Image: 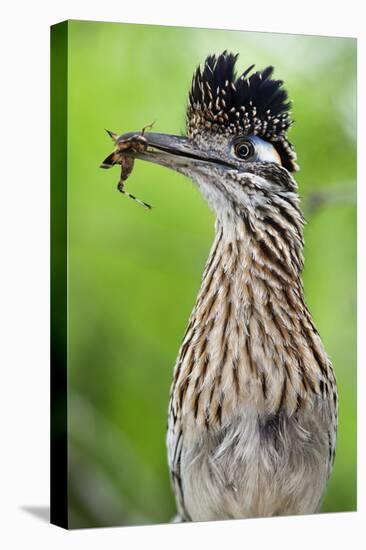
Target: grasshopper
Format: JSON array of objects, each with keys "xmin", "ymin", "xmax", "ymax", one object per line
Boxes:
[{"xmin": 101, "ymin": 122, "xmax": 155, "ymax": 209}]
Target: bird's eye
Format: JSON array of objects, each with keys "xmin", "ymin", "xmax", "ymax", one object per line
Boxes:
[{"xmin": 234, "ymin": 140, "xmax": 255, "ymax": 160}]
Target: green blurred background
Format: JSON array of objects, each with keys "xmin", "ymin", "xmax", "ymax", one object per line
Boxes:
[{"xmin": 65, "ymin": 20, "xmax": 356, "ymax": 528}]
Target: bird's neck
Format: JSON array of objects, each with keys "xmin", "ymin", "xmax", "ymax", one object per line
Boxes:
[
  {"xmin": 171, "ymin": 211, "xmax": 330, "ymax": 426},
  {"xmin": 197, "ymin": 212, "xmax": 305, "ymax": 314}
]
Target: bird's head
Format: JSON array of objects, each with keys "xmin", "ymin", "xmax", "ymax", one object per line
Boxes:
[{"xmin": 103, "ymin": 51, "xmax": 301, "ymax": 225}]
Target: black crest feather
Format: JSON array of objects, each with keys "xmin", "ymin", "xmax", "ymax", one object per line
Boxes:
[{"xmin": 187, "ymin": 51, "xmax": 298, "ymax": 171}]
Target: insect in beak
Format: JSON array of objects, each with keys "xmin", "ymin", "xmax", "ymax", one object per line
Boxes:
[{"xmin": 101, "ymin": 122, "xmax": 156, "ymax": 210}]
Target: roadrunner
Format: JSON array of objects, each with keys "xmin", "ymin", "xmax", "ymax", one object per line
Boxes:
[{"xmin": 102, "ymin": 51, "xmax": 338, "ymax": 522}]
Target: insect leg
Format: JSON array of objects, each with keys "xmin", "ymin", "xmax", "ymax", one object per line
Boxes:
[
  {"xmin": 117, "ymin": 180, "xmax": 152, "ymax": 210},
  {"xmin": 141, "ymin": 120, "xmax": 156, "ymax": 136}
]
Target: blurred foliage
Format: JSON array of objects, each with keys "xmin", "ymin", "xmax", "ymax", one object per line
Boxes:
[{"xmin": 64, "ymin": 20, "xmax": 356, "ymax": 528}]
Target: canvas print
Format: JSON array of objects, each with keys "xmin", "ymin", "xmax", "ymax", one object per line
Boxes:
[{"xmin": 51, "ymin": 20, "xmax": 356, "ymax": 529}]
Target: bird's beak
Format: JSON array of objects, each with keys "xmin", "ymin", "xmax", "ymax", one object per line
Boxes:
[{"xmin": 101, "ymin": 131, "xmax": 233, "ymax": 173}]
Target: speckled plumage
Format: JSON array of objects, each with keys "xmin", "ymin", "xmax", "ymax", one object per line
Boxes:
[{"xmin": 167, "ymin": 169, "xmax": 337, "ymax": 520}]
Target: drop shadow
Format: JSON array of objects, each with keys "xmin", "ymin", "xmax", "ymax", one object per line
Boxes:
[{"xmin": 20, "ymin": 505, "xmax": 50, "ymax": 523}]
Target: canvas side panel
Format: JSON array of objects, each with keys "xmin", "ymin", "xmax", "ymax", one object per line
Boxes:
[{"xmin": 50, "ymin": 20, "xmax": 68, "ymax": 529}]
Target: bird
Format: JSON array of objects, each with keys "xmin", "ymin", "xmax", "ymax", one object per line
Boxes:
[{"xmin": 101, "ymin": 51, "xmax": 338, "ymax": 522}]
